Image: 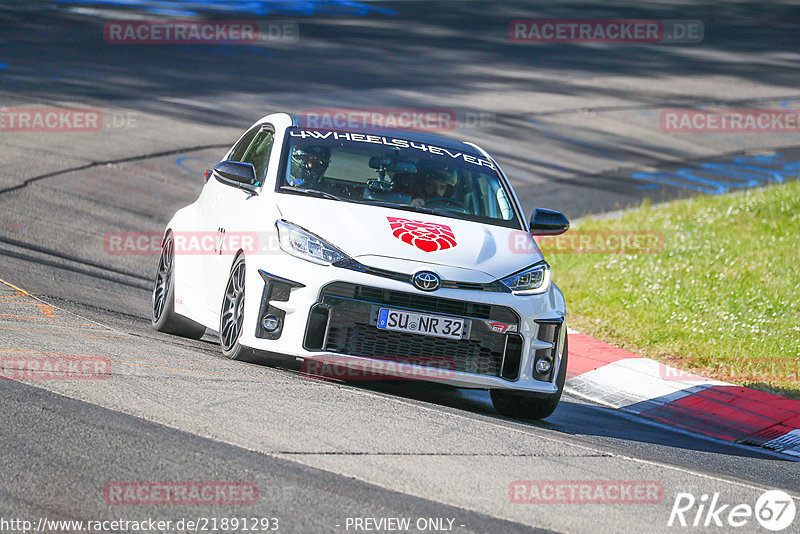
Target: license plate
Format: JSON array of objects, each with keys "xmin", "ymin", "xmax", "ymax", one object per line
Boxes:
[{"xmin": 377, "ymin": 308, "xmax": 469, "ymax": 340}]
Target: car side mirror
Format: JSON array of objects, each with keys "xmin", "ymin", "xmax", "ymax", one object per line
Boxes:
[
  {"xmin": 529, "ymin": 208, "xmax": 570, "ymax": 236},
  {"xmin": 214, "ymin": 160, "xmax": 257, "ymax": 186}
]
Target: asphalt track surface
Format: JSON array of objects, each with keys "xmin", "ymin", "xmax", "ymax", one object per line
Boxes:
[{"xmin": 1, "ymin": 1, "xmax": 799, "ymax": 533}]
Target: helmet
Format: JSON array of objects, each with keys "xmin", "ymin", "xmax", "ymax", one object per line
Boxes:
[
  {"xmin": 290, "ymin": 146, "xmax": 331, "ymax": 186},
  {"xmin": 417, "ymin": 159, "xmax": 457, "ymax": 198},
  {"xmin": 417, "ymin": 159, "xmax": 457, "ymax": 186}
]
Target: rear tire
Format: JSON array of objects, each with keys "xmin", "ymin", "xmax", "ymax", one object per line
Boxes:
[
  {"xmin": 491, "ymin": 338, "xmax": 568, "ymax": 420},
  {"xmin": 219, "ymin": 254, "xmax": 258, "ymax": 362},
  {"xmin": 151, "ymin": 232, "xmax": 206, "ymax": 339}
]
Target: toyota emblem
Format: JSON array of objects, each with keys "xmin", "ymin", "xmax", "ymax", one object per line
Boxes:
[{"xmin": 412, "ymin": 271, "xmax": 441, "ymax": 291}]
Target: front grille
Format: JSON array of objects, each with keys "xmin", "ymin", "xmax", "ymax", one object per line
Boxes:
[
  {"xmin": 308, "ymin": 283, "xmax": 521, "ymax": 378},
  {"xmin": 321, "ymin": 282, "xmax": 518, "ymax": 322},
  {"xmin": 325, "ymin": 315, "xmax": 505, "ymax": 376}
]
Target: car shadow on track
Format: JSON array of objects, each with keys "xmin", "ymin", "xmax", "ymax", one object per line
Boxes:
[
  {"xmin": 159, "ymin": 337, "xmax": 791, "ymax": 463},
  {"xmin": 290, "ymin": 372, "xmax": 792, "ymax": 462}
]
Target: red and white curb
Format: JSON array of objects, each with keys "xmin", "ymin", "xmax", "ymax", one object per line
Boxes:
[{"xmin": 564, "ymin": 329, "xmax": 800, "ymax": 457}]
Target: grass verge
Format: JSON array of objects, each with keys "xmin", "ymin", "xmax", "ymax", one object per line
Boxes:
[{"xmin": 547, "ymin": 180, "xmax": 800, "ymax": 399}]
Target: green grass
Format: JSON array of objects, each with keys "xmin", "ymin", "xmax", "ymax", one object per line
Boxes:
[{"xmin": 549, "ymin": 180, "xmax": 800, "ymax": 399}]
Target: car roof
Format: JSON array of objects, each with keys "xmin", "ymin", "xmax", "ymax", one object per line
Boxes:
[{"xmin": 288, "ymin": 114, "xmax": 482, "ymax": 154}]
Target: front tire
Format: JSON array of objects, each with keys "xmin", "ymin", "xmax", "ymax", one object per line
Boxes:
[
  {"xmin": 151, "ymin": 232, "xmax": 206, "ymax": 339},
  {"xmin": 491, "ymin": 338, "xmax": 568, "ymax": 420},
  {"xmin": 219, "ymin": 254, "xmax": 258, "ymax": 362}
]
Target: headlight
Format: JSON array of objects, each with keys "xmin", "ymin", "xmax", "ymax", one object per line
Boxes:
[
  {"xmin": 500, "ymin": 263, "xmax": 551, "ymax": 295},
  {"xmin": 276, "ymin": 220, "xmax": 348, "ymax": 265}
]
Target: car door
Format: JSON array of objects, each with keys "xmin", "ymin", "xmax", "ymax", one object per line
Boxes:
[{"xmin": 202, "ymin": 125, "xmax": 276, "ymax": 320}]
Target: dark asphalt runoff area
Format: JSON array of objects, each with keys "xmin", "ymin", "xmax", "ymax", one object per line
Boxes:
[{"xmin": 1, "ymin": 1, "xmax": 799, "ymax": 533}]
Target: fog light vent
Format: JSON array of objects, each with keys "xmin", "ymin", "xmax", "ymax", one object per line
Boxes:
[
  {"xmin": 535, "ymin": 358, "xmax": 552, "ymax": 374},
  {"xmin": 533, "ymin": 320, "xmax": 562, "ymax": 382},
  {"xmin": 255, "ymin": 270, "xmax": 302, "ymax": 340},
  {"xmin": 262, "ymin": 315, "xmax": 281, "ymax": 332}
]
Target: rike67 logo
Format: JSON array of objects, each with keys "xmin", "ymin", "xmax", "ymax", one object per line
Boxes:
[
  {"xmin": 668, "ymin": 490, "xmax": 796, "ymax": 531},
  {"xmin": 387, "ymin": 217, "xmax": 457, "ymax": 252}
]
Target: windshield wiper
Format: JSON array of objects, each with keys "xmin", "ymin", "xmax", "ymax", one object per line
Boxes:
[
  {"xmin": 366, "ymin": 201, "xmax": 466, "ymax": 220},
  {"xmin": 279, "ymin": 186, "xmax": 344, "ymax": 202}
]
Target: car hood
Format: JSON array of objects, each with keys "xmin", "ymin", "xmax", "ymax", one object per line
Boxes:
[{"xmin": 275, "ymin": 195, "xmax": 544, "ymax": 280}]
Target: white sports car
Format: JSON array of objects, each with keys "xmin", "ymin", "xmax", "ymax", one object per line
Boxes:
[{"xmin": 152, "ymin": 112, "xmax": 570, "ymax": 419}]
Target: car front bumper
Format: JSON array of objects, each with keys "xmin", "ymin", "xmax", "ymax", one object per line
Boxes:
[{"xmin": 238, "ymin": 255, "xmax": 567, "ymax": 395}]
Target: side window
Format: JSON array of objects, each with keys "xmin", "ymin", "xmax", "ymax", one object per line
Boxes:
[
  {"xmin": 228, "ymin": 126, "xmax": 260, "ymax": 162},
  {"xmin": 240, "ymin": 129, "xmax": 275, "ymax": 183}
]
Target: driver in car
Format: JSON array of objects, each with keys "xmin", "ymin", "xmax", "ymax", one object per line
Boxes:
[
  {"xmin": 289, "ymin": 146, "xmax": 330, "ymax": 187},
  {"xmin": 411, "ymin": 160, "xmax": 458, "ymax": 207}
]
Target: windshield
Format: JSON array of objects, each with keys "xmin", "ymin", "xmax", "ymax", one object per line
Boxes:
[{"xmin": 279, "ymin": 128, "xmax": 521, "ymax": 228}]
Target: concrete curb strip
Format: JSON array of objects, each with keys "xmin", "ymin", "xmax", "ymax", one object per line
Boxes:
[{"xmin": 565, "ymin": 330, "xmax": 800, "ymax": 457}]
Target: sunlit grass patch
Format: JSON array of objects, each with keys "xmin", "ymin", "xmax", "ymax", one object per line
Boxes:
[{"xmin": 550, "ymin": 180, "xmax": 800, "ymax": 398}]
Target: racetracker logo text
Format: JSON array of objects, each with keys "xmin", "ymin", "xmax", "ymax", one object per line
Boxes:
[
  {"xmin": 509, "ymin": 19, "xmax": 703, "ymax": 44},
  {"xmin": 104, "ymin": 482, "xmax": 258, "ymax": 505},
  {"xmin": 301, "ymin": 356, "xmax": 456, "ymax": 381},
  {"xmin": 104, "ymin": 20, "xmax": 298, "ymax": 44},
  {"xmin": 0, "ymin": 107, "xmax": 102, "ymax": 132},
  {"xmin": 104, "ymin": 231, "xmax": 268, "ymax": 255},
  {"xmin": 1, "ymin": 355, "xmax": 111, "ymax": 380},
  {"xmin": 510, "ymin": 480, "xmax": 664, "ymax": 504},
  {"xmin": 299, "ymin": 108, "xmax": 457, "ymax": 132},
  {"xmin": 509, "ymin": 230, "xmax": 663, "ymax": 254},
  {"xmin": 661, "ymin": 109, "xmax": 800, "ymax": 133}
]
